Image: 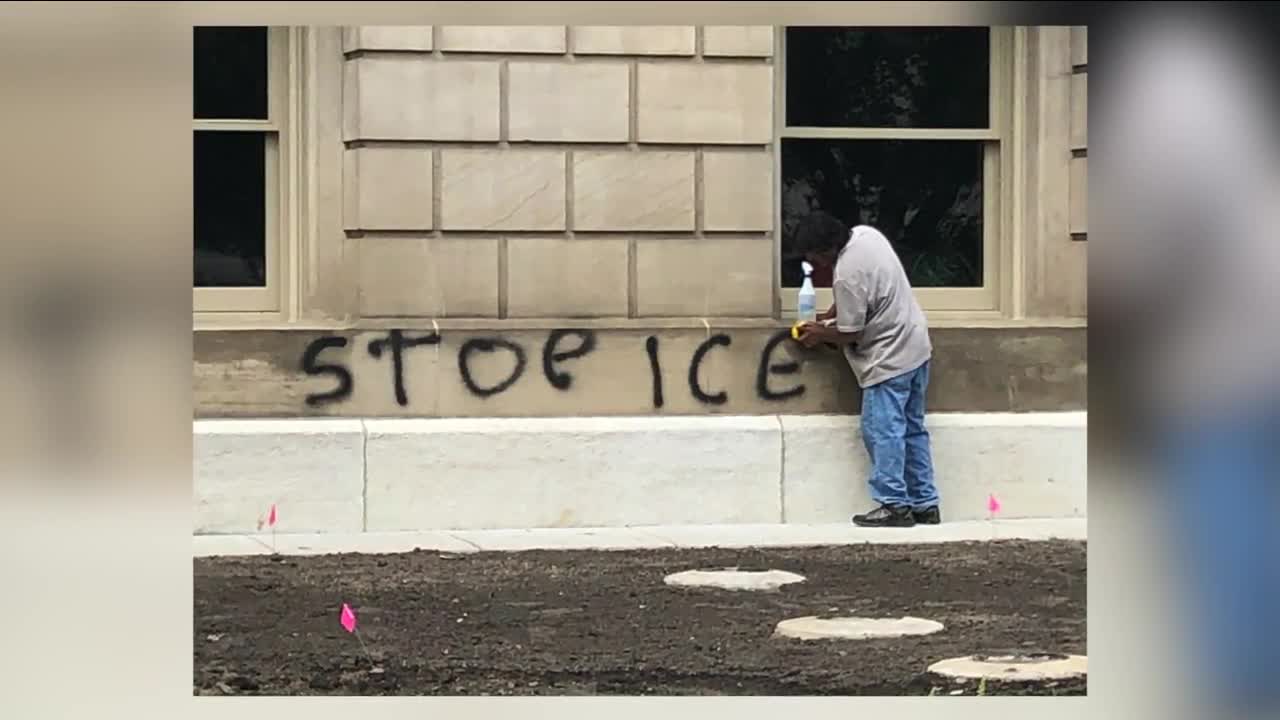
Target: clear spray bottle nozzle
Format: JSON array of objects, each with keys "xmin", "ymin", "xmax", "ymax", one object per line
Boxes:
[{"xmin": 796, "ymin": 260, "xmax": 817, "ymax": 322}]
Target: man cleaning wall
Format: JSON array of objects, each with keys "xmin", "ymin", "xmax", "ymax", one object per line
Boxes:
[{"xmin": 795, "ymin": 223, "xmax": 940, "ymax": 528}]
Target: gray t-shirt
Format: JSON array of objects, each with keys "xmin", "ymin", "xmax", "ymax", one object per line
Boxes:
[{"xmin": 832, "ymin": 225, "xmax": 933, "ymax": 388}]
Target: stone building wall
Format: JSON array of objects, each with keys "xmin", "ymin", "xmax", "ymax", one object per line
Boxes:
[
  {"xmin": 342, "ymin": 25, "xmax": 777, "ymax": 320},
  {"xmin": 192, "ymin": 25, "xmax": 1089, "ymax": 419},
  {"xmin": 1021, "ymin": 25, "xmax": 1088, "ymax": 318}
]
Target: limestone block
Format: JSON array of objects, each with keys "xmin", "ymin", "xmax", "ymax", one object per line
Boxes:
[
  {"xmin": 506, "ymin": 237, "xmax": 629, "ymax": 318},
  {"xmin": 438, "ymin": 26, "xmax": 566, "ymax": 54},
  {"xmin": 344, "ymin": 56, "xmax": 499, "ymax": 141},
  {"xmin": 508, "ymin": 62, "xmax": 629, "ymax": 142},
  {"xmin": 343, "ymin": 26, "xmax": 433, "ymax": 53},
  {"xmin": 343, "ymin": 146, "xmax": 432, "ymax": 231},
  {"xmin": 635, "ymin": 237, "xmax": 773, "ymax": 316},
  {"xmin": 357, "ymin": 236, "xmax": 499, "ymax": 317},
  {"xmin": 572, "ymin": 26, "xmax": 695, "ymax": 55},
  {"xmin": 440, "ymin": 149, "xmax": 566, "ymax": 230},
  {"xmin": 637, "ymin": 63, "xmax": 772, "ymax": 144},
  {"xmin": 703, "ymin": 26, "xmax": 774, "ymax": 57},
  {"xmin": 1070, "ymin": 73, "xmax": 1087, "ymax": 151},
  {"xmin": 1070, "ymin": 156, "xmax": 1087, "ymax": 235},
  {"xmin": 1070, "ymin": 26, "xmax": 1087, "ymax": 67},
  {"xmin": 702, "ymin": 150, "xmax": 773, "ymax": 231},
  {"xmin": 573, "ymin": 151, "xmax": 695, "ymax": 231}
]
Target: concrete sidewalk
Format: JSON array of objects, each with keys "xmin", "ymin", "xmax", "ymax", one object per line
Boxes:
[{"xmin": 193, "ymin": 518, "xmax": 1086, "ymax": 557}]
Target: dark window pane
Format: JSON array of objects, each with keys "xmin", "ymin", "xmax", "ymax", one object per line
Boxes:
[
  {"xmin": 194, "ymin": 131, "xmax": 266, "ymax": 287},
  {"xmin": 194, "ymin": 26, "xmax": 268, "ymax": 119},
  {"xmin": 781, "ymin": 139, "xmax": 984, "ymax": 288},
  {"xmin": 785, "ymin": 27, "xmax": 989, "ymax": 129}
]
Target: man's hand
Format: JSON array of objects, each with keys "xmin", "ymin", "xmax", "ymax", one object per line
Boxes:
[{"xmin": 795, "ymin": 321, "xmax": 828, "ymax": 348}]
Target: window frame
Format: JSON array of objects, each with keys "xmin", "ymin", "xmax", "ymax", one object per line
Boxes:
[
  {"xmin": 774, "ymin": 26, "xmax": 1015, "ymax": 319},
  {"xmin": 193, "ymin": 26, "xmax": 296, "ymax": 315}
]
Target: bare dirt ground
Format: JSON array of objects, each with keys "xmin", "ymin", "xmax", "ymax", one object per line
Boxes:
[{"xmin": 194, "ymin": 539, "xmax": 1086, "ymax": 696}]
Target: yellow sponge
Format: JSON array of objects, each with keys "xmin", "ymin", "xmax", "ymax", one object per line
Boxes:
[{"xmin": 790, "ymin": 323, "xmax": 803, "ymax": 340}]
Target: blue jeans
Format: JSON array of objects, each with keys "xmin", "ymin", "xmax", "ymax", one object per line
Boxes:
[
  {"xmin": 861, "ymin": 361, "xmax": 939, "ymax": 509},
  {"xmin": 1160, "ymin": 401, "xmax": 1280, "ymax": 713}
]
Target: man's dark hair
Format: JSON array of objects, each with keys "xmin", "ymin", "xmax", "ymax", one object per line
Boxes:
[{"xmin": 794, "ymin": 210, "xmax": 849, "ymax": 254}]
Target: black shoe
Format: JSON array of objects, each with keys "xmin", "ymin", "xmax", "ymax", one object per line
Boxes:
[
  {"xmin": 913, "ymin": 506, "xmax": 942, "ymax": 525},
  {"xmin": 852, "ymin": 504, "xmax": 916, "ymax": 528}
]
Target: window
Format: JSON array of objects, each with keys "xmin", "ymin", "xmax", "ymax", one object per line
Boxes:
[
  {"xmin": 194, "ymin": 26, "xmax": 291, "ymax": 313},
  {"xmin": 778, "ymin": 27, "xmax": 1010, "ymax": 314}
]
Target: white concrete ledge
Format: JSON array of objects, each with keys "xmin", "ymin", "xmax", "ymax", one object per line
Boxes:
[
  {"xmin": 194, "ymin": 413, "xmax": 1086, "ymax": 534},
  {"xmin": 194, "ymin": 419, "xmax": 365, "ymax": 534},
  {"xmin": 781, "ymin": 413, "xmax": 1086, "ymax": 523},
  {"xmin": 192, "ymin": 519, "xmax": 1087, "ymax": 557},
  {"xmin": 364, "ymin": 416, "xmax": 783, "ymax": 531}
]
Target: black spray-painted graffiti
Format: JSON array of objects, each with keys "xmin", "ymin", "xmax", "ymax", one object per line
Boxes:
[
  {"xmin": 757, "ymin": 330, "xmax": 806, "ymax": 402},
  {"xmin": 542, "ymin": 329, "xmax": 596, "ymax": 391},
  {"xmin": 688, "ymin": 334, "xmax": 731, "ymax": 405},
  {"xmin": 300, "ymin": 336, "xmax": 354, "ymax": 407},
  {"xmin": 300, "ymin": 329, "xmax": 805, "ymax": 409},
  {"xmin": 644, "ymin": 336, "xmax": 664, "ymax": 408},
  {"xmin": 458, "ymin": 338, "xmax": 527, "ymax": 398},
  {"xmin": 367, "ymin": 329, "xmax": 441, "ymax": 407}
]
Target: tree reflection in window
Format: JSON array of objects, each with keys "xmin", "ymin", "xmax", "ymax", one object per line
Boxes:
[
  {"xmin": 781, "ymin": 140, "xmax": 983, "ymax": 288},
  {"xmin": 780, "ymin": 27, "xmax": 991, "ymax": 289},
  {"xmin": 785, "ymin": 27, "xmax": 989, "ymax": 129}
]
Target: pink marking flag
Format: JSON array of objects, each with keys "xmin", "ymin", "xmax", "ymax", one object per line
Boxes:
[
  {"xmin": 256, "ymin": 503, "xmax": 280, "ymax": 554},
  {"xmin": 985, "ymin": 493, "xmax": 1003, "ymax": 545},
  {"xmin": 340, "ymin": 602, "xmax": 376, "ymax": 666}
]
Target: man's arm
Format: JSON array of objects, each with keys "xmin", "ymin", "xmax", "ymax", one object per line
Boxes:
[
  {"xmin": 817, "ymin": 302, "xmax": 837, "ymax": 322},
  {"xmin": 798, "ymin": 277, "xmax": 866, "ymax": 346},
  {"xmin": 797, "ymin": 321, "xmax": 859, "ymax": 347}
]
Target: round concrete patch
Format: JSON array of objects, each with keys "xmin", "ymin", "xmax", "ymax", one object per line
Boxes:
[
  {"xmin": 773, "ymin": 616, "xmax": 945, "ymax": 640},
  {"xmin": 928, "ymin": 653, "xmax": 1087, "ymax": 681},
  {"xmin": 663, "ymin": 568, "xmax": 806, "ymax": 592}
]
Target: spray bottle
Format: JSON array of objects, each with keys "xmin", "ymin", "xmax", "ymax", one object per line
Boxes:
[{"xmin": 797, "ymin": 260, "xmax": 817, "ymax": 322}]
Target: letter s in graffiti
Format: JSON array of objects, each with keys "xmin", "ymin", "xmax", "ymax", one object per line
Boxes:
[{"xmin": 300, "ymin": 336, "xmax": 353, "ymax": 407}]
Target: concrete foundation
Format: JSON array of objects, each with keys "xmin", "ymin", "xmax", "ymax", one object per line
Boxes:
[
  {"xmin": 193, "ymin": 412, "xmax": 1086, "ymax": 534},
  {"xmin": 663, "ymin": 569, "xmax": 806, "ymax": 591},
  {"xmin": 928, "ymin": 653, "xmax": 1088, "ymax": 681},
  {"xmin": 774, "ymin": 616, "xmax": 945, "ymax": 641}
]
